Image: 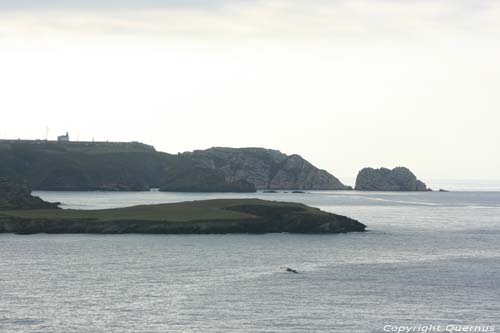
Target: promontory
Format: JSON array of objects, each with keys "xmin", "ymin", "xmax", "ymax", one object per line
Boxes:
[
  {"xmin": 0, "ymin": 140, "xmax": 349, "ymax": 192},
  {"xmin": 0, "ymin": 198, "xmax": 366, "ymax": 235}
]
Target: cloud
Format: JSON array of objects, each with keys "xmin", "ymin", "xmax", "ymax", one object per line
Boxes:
[
  {"xmin": 0, "ymin": 0, "xmax": 499, "ymax": 44},
  {"xmin": 0, "ymin": 0, "xmax": 242, "ymax": 10}
]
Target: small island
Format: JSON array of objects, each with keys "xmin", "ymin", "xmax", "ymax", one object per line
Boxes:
[{"xmin": 355, "ymin": 167, "xmax": 431, "ymax": 191}]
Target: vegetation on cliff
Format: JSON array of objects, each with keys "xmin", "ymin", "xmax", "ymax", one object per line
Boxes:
[
  {"xmin": 0, "ymin": 199, "xmax": 366, "ymax": 234},
  {"xmin": 0, "ymin": 140, "xmax": 348, "ymax": 192}
]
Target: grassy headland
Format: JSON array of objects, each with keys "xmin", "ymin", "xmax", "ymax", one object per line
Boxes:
[{"xmin": 0, "ymin": 199, "xmax": 366, "ymax": 234}]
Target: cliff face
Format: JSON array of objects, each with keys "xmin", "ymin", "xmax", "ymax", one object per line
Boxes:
[
  {"xmin": 355, "ymin": 167, "xmax": 431, "ymax": 191},
  {"xmin": 182, "ymin": 147, "xmax": 351, "ymax": 190},
  {"xmin": 0, "ymin": 177, "xmax": 60, "ymax": 210},
  {"xmin": 159, "ymin": 165, "xmax": 256, "ymax": 192},
  {"xmin": 0, "ymin": 140, "xmax": 167, "ymax": 191},
  {"xmin": 0, "ymin": 141, "xmax": 347, "ymax": 192}
]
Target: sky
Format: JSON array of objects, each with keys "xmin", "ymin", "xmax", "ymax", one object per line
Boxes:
[{"xmin": 0, "ymin": 0, "xmax": 499, "ymax": 182}]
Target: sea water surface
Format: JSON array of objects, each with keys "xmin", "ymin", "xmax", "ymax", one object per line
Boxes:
[{"xmin": 1, "ymin": 187, "xmax": 500, "ymax": 332}]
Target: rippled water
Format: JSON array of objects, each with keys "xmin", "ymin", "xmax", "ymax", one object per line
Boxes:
[{"xmin": 1, "ymin": 189, "xmax": 500, "ymax": 332}]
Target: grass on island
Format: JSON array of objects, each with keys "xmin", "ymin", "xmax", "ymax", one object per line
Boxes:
[{"xmin": 0, "ymin": 199, "xmax": 324, "ymax": 223}]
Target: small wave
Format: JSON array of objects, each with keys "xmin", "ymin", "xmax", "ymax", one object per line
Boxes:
[
  {"xmin": 0, "ymin": 318, "xmax": 45, "ymax": 326},
  {"xmin": 466, "ymin": 204, "xmax": 500, "ymax": 209},
  {"xmin": 359, "ymin": 196, "xmax": 441, "ymax": 206}
]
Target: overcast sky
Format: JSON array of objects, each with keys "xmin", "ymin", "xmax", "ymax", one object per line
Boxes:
[{"xmin": 1, "ymin": 0, "xmax": 499, "ymax": 181}]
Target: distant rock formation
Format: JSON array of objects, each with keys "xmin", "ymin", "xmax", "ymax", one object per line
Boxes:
[
  {"xmin": 182, "ymin": 147, "xmax": 351, "ymax": 190},
  {"xmin": 0, "ymin": 140, "xmax": 348, "ymax": 192},
  {"xmin": 355, "ymin": 167, "xmax": 431, "ymax": 191},
  {"xmin": 0, "ymin": 177, "xmax": 60, "ymax": 210}
]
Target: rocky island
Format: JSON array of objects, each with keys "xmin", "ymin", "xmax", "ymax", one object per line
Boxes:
[
  {"xmin": 0, "ymin": 198, "xmax": 366, "ymax": 235},
  {"xmin": 355, "ymin": 167, "xmax": 431, "ymax": 191},
  {"xmin": 0, "ymin": 140, "xmax": 349, "ymax": 192}
]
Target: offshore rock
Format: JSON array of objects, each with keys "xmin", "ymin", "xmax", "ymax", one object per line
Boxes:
[{"xmin": 355, "ymin": 167, "xmax": 431, "ymax": 191}]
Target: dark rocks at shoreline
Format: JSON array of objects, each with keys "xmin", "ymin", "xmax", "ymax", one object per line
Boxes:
[
  {"xmin": 355, "ymin": 167, "xmax": 431, "ymax": 191},
  {"xmin": 161, "ymin": 177, "xmax": 256, "ymax": 193},
  {"xmin": 0, "ymin": 177, "xmax": 60, "ymax": 210}
]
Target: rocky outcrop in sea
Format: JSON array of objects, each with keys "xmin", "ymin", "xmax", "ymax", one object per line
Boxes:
[{"xmin": 355, "ymin": 167, "xmax": 431, "ymax": 191}]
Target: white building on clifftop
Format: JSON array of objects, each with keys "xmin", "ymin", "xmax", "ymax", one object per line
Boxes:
[{"xmin": 57, "ymin": 132, "xmax": 69, "ymax": 142}]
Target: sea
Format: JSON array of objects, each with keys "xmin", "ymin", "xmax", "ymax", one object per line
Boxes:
[{"xmin": 1, "ymin": 180, "xmax": 500, "ymax": 333}]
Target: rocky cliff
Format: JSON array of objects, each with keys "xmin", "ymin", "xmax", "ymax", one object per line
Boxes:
[
  {"xmin": 0, "ymin": 177, "xmax": 60, "ymax": 210},
  {"xmin": 182, "ymin": 147, "xmax": 351, "ymax": 190},
  {"xmin": 355, "ymin": 167, "xmax": 431, "ymax": 191},
  {"xmin": 0, "ymin": 140, "xmax": 347, "ymax": 192}
]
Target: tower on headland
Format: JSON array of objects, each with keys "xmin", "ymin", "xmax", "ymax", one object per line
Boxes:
[{"xmin": 57, "ymin": 132, "xmax": 70, "ymax": 142}]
